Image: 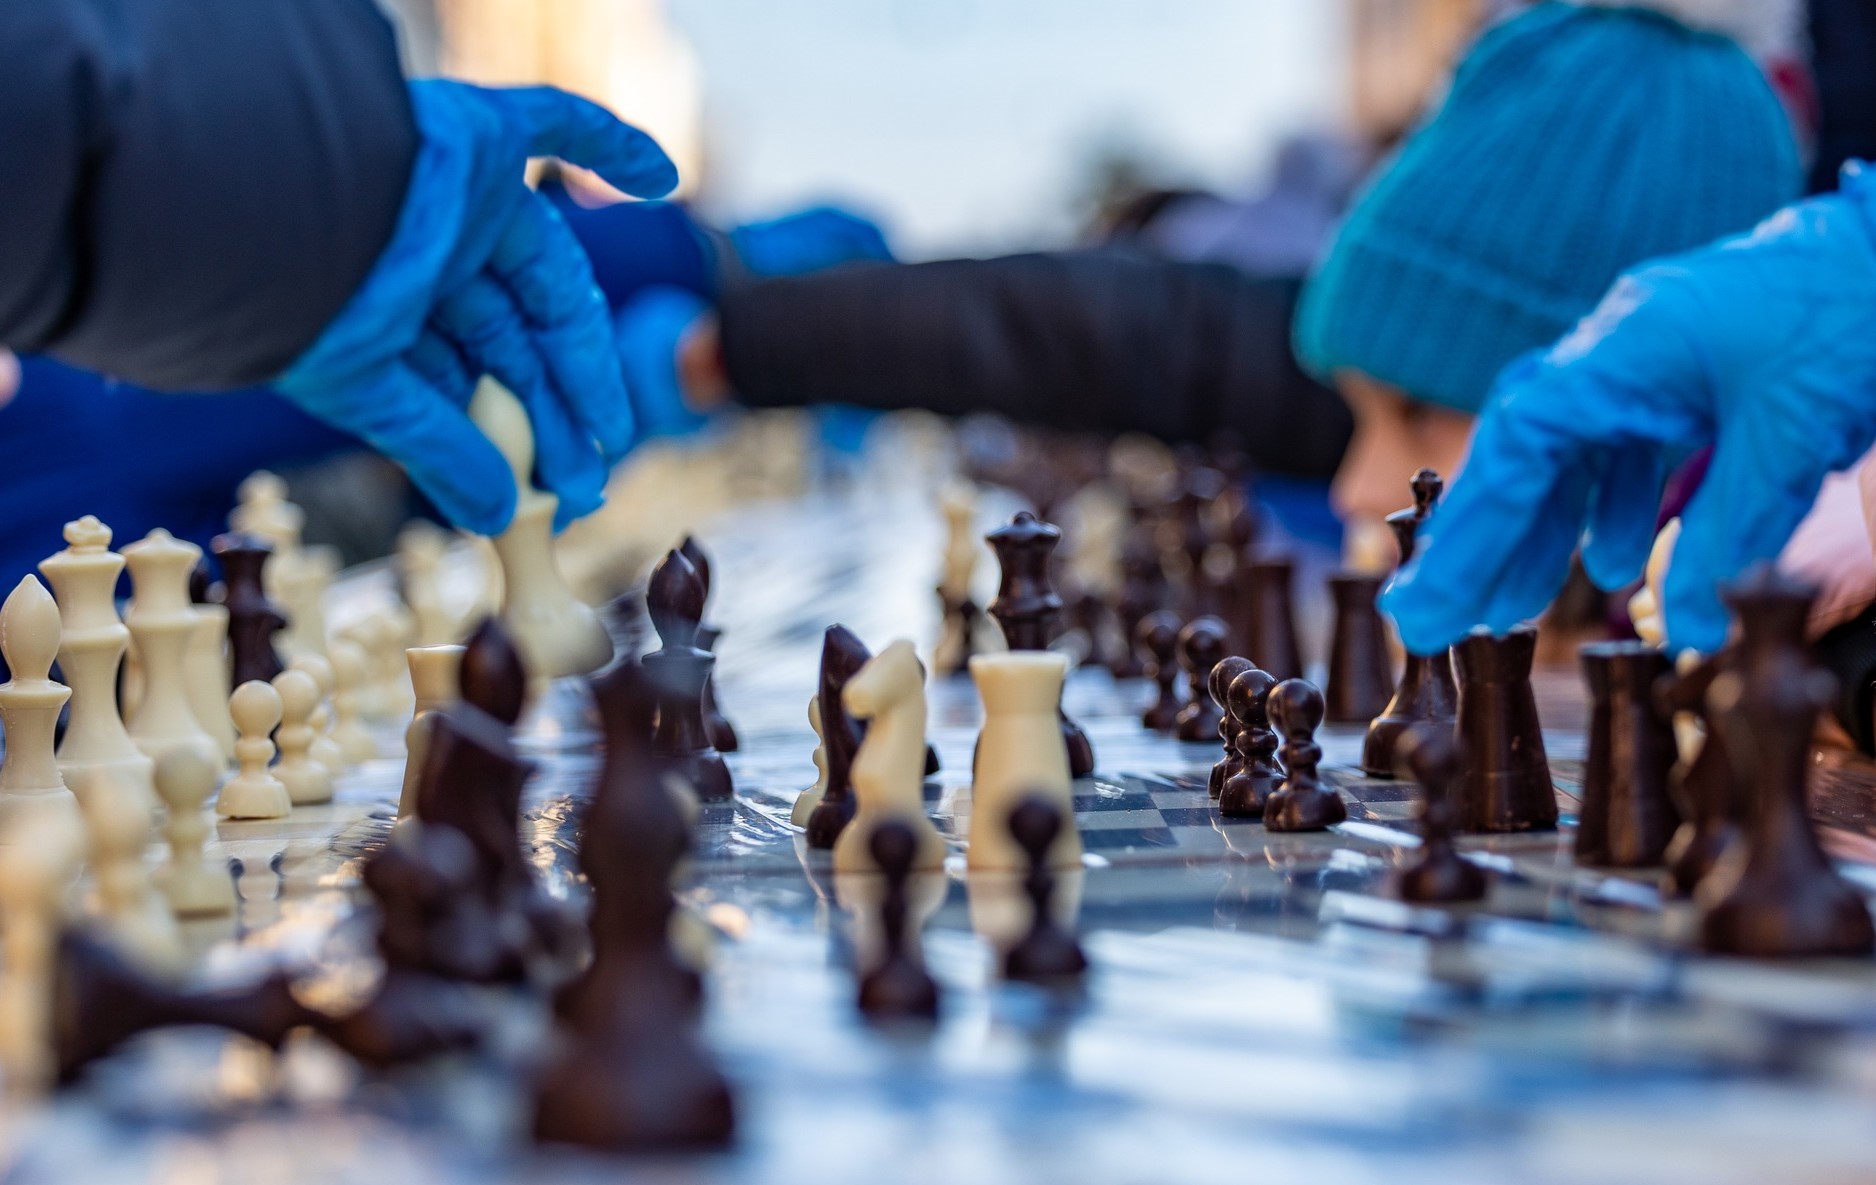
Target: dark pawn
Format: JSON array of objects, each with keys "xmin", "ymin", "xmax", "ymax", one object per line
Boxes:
[
  {"xmin": 1207, "ymin": 656, "xmax": 1256, "ymax": 798},
  {"xmin": 1109, "ymin": 523, "xmax": 1168, "ymax": 679},
  {"xmin": 1002, "ymin": 797, "xmax": 1088, "ymax": 984},
  {"xmin": 1696, "ymin": 567, "xmax": 1874, "ymax": 959},
  {"xmin": 678, "ymin": 536, "xmax": 739, "ymax": 754},
  {"xmin": 644, "ymin": 549, "xmax": 733, "ymax": 802},
  {"xmin": 806, "ymin": 625, "xmax": 872, "ymax": 848},
  {"xmin": 1219, "ymin": 668, "xmax": 1283, "ymax": 819},
  {"xmin": 1576, "ymin": 642, "xmax": 1680, "ymax": 868},
  {"xmin": 1263, "ymin": 680, "xmax": 1345, "ymax": 832},
  {"xmin": 1241, "ymin": 558, "xmax": 1303, "ymax": 682},
  {"xmin": 1657, "ymin": 653, "xmax": 1742, "ymax": 897},
  {"xmin": 1174, "ymin": 617, "xmax": 1231, "ymax": 742},
  {"xmin": 1159, "ymin": 468, "xmax": 1224, "ymax": 619},
  {"xmin": 1136, "ymin": 610, "xmax": 1184, "ymax": 732},
  {"xmin": 1362, "ymin": 471, "xmax": 1458, "ymax": 776},
  {"xmin": 986, "ymin": 511, "xmax": 1095, "ymax": 778},
  {"xmin": 212, "ymin": 533, "xmax": 287, "ymax": 687},
  {"xmin": 1452, "ymin": 627, "xmax": 1557, "ymax": 833},
  {"xmin": 1323, "ymin": 573, "xmax": 1394, "ymax": 725},
  {"xmin": 1394, "ymin": 724, "xmax": 1487, "ymax": 904},
  {"xmin": 857, "ymin": 822, "xmax": 942, "ymax": 1020}
]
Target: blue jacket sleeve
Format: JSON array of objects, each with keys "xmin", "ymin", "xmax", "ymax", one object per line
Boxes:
[{"xmin": 0, "ymin": 0, "xmax": 417, "ymax": 391}]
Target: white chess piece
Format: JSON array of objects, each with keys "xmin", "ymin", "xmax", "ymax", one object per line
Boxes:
[
  {"xmin": 0, "ymin": 576, "xmax": 76, "ymax": 828},
  {"xmin": 229, "ymin": 471, "xmax": 305, "ymax": 554},
  {"xmin": 219, "ymin": 681, "xmax": 291, "ymax": 820},
  {"xmin": 326, "ymin": 640, "xmax": 380, "ymax": 763},
  {"xmin": 153, "ymin": 746, "xmax": 234, "ymax": 917},
  {"xmin": 397, "ymin": 521, "xmax": 458, "ymax": 646},
  {"xmin": 78, "ymin": 768, "xmax": 184, "ymax": 976},
  {"xmin": 967, "ymin": 652, "xmax": 1080, "ymax": 871},
  {"xmin": 0, "ymin": 801, "xmax": 84, "ymax": 1093},
  {"xmin": 38, "ymin": 517, "xmax": 153, "ymax": 806},
  {"xmin": 122, "ymin": 529, "xmax": 219, "ymax": 765},
  {"xmin": 789, "ymin": 696, "xmax": 829, "ymax": 828},
  {"xmin": 399, "ymin": 645, "xmax": 463, "ymax": 817},
  {"xmin": 290, "ymin": 655, "xmax": 347, "ymax": 775},
  {"xmin": 933, "ymin": 483, "xmax": 980, "ymax": 675},
  {"xmin": 276, "ymin": 544, "xmax": 337, "ymax": 662},
  {"xmin": 468, "ymin": 378, "xmax": 612, "ymax": 680},
  {"xmin": 271, "ymin": 669, "xmax": 333, "ymax": 806},
  {"xmin": 182, "ymin": 594, "xmax": 237, "ymax": 762},
  {"xmin": 833, "ymin": 640, "xmax": 946, "ymax": 875}
]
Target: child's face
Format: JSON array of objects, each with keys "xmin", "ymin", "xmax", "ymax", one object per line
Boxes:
[{"xmin": 1331, "ymin": 371, "xmax": 1475, "ymax": 527}]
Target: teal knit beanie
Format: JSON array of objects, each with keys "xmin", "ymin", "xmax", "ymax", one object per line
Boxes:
[{"xmin": 1295, "ymin": 1, "xmax": 1801, "ymax": 413}]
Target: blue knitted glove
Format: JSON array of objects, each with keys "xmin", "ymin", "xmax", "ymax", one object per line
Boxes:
[
  {"xmin": 1384, "ymin": 162, "xmax": 1876, "ymax": 656},
  {"xmin": 728, "ymin": 206, "xmax": 893, "ymax": 277},
  {"xmin": 278, "ymin": 82, "xmax": 677, "ymax": 534}
]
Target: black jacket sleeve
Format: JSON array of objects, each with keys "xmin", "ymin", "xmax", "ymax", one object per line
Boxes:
[
  {"xmin": 0, "ymin": 0, "xmax": 417, "ymax": 391},
  {"xmin": 717, "ymin": 250, "xmax": 1354, "ymax": 480}
]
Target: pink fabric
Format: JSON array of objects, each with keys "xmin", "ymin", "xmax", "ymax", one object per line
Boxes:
[{"xmin": 1777, "ymin": 446, "xmax": 1876, "ymax": 637}]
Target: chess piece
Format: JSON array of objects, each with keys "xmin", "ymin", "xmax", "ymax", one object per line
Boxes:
[
  {"xmin": 856, "ymin": 821, "xmax": 943, "ymax": 1020},
  {"xmin": 1242, "ymin": 558, "xmax": 1303, "ymax": 682},
  {"xmin": 122, "ymin": 529, "xmax": 220, "ymax": 766},
  {"xmin": 0, "ymin": 577, "xmax": 74, "ymax": 826},
  {"xmin": 1136, "ymin": 610, "xmax": 1184, "ymax": 732},
  {"xmin": 644, "ymin": 549, "xmax": 733, "ymax": 803},
  {"xmin": 1453, "ymin": 627, "xmax": 1557, "ymax": 833},
  {"xmin": 399, "ymin": 644, "xmax": 464, "ymax": 818},
  {"xmin": 326, "ymin": 640, "xmax": 380, "ymax": 763},
  {"xmin": 1394, "ymin": 724, "xmax": 1487, "ymax": 904},
  {"xmin": 271, "ymin": 669, "xmax": 334, "ymax": 806},
  {"xmin": 806, "ymin": 626, "xmax": 871, "ymax": 848},
  {"xmin": 0, "ymin": 801, "xmax": 85, "ymax": 1092},
  {"xmin": 152, "ymin": 747, "xmax": 234, "ymax": 917},
  {"xmin": 182, "ymin": 563, "xmax": 237, "ymax": 763},
  {"xmin": 968, "ymin": 652, "xmax": 1080, "ymax": 870},
  {"xmin": 1263, "ymin": 679, "xmax": 1344, "ymax": 832},
  {"xmin": 1219, "ymin": 667, "xmax": 1283, "ymax": 819},
  {"xmin": 469, "ymin": 378, "xmax": 613, "ymax": 679},
  {"xmin": 76, "ymin": 768, "xmax": 183, "ymax": 975},
  {"xmin": 1363, "ymin": 469, "xmax": 1458, "ymax": 776},
  {"xmin": 1158, "ymin": 468, "xmax": 1224, "ymax": 618},
  {"xmin": 289, "ymin": 655, "xmax": 348, "ymax": 775},
  {"xmin": 212, "ymin": 532, "xmax": 288, "ymax": 687},
  {"xmin": 275, "ymin": 544, "xmax": 336, "ymax": 663},
  {"xmin": 229, "ymin": 470, "xmax": 304, "ymax": 555},
  {"xmin": 38, "ymin": 517, "xmax": 153, "ymax": 805},
  {"xmin": 1658, "ymin": 652, "xmax": 1741, "ymax": 897},
  {"xmin": 933, "ymin": 483, "xmax": 983, "ymax": 677},
  {"xmin": 219, "ymin": 680, "xmax": 292, "ymax": 820},
  {"xmin": 986, "ymin": 511, "xmax": 1096, "ymax": 778},
  {"xmin": 1001, "ymin": 796, "xmax": 1089, "ymax": 984},
  {"xmin": 678, "ymin": 536, "xmax": 740, "ymax": 753},
  {"xmin": 833, "ymin": 641, "xmax": 947, "ymax": 875},
  {"xmin": 1173, "ymin": 616, "xmax": 1230, "ymax": 741},
  {"xmin": 790, "ymin": 697, "xmax": 830, "ymax": 828},
  {"xmin": 1109, "ymin": 522, "xmax": 1167, "ymax": 679},
  {"xmin": 1207, "ymin": 656, "xmax": 1256, "ymax": 799},
  {"xmin": 1576, "ymin": 642, "xmax": 1679, "ymax": 868},
  {"xmin": 396, "ymin": 520, "xmax": 458, "ymax": 646},
  {"xmin": 1323, "ymin": 573, "xmax": 1393, "ymax": 725},
  {"xmin": 1696, "ymin": 567, "xmax": 1874, "ymax": 958}
]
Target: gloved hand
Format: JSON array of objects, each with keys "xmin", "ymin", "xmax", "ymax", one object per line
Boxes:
[
  {"xmin": 728, "ymin": 206, "xmax": 893, "ymax": 277},
  {"xmin": 1383, "ymin": 161, "xmax": 1876, "ymax": 656},
  {"xmin": 614, "ymin": 286, "xmax": 715, "ymax": 442},
  {"xmin": 278, "ymin": 81, "xmax": 677, "ymax": 535}
]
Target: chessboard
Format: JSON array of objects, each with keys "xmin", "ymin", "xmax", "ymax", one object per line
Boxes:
[{"xmin": 21, "ymin": 428, "xmax": 1876, "ymax": 1185}]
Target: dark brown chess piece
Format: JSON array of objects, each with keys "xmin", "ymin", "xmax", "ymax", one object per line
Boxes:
[
  {"xmin": 1576, "ymin": 642, "xmax": 1680, "ymax": 868},
  {"xmin": 644, "ymin": 549, "xmax": 734, "ymax": 802},
  {"xmin": 986, "ymin": 511, "xmax": 1095, "ymax": 778},
  {"xmin": 1207, "ymin": 656, "xmax": 1256, "ymax": 798},
  {"xmin": 1159, "ymin": 469, "xmax": 1224, "ymax": 619},
  {"xmin": 806, "ymin": 625, "xmax": 872, "ymax": 848},
  {"xmin": 857, "ymin": 821, "xmax": 942, "ymax": 1020},
  {"xmin": 1211, "ymin": 483, "xmax": 1258, "ymax": 653},
  {"xmin": 678, "ymin": 536, "xmax": 739, "ymax": 754},
  {"xmin": 1243, "ymin": 557, "xmax": 1302, "ymax": 682},
  {"xmin": 1452, "ymin": 627, "xmax": 1557, "ymax": 833},
  {"xmin": 1219, "ymin": 667, "xmax": 1283, "ymax": 819},
  {"xmin": 1174, "ymin": 616, "xmax": 1231, "ymax": 741},
  {"xmin": 1109, "ymin": 522, "xmax": 1169, "ymax": 679},
  {"xmin": 1362, "ymin": 470, "xmax": 1458, "ymax": 776},
  {"xmin": 1695, "ymin": 567, "xmax": 1874, "ymax": 959},
  {"xmin": 1263, "ymin": 679, "xmax": 1345, "ymax": 832},
  {"xmin": 1002, "ymin": 796, "xmax": 1088, "ymax": 984},
  {"xmin": 1394, "ymin": 724, "xmax": 1487, "ymax": 904},
  {"xmin": 1657, "ymin": 652, "xmax": 1742, "ymax": 897},
  {"xmin": 1136, "ymin": 610, "xmax": 1184, "ymax": 732},
  {"xmin": 1324, "ymin": 573, "xmax": 1394, "ymax": 725},
  {"xmin": 212, "ymin": 532, "xmax": 287, "ymax": 687}
]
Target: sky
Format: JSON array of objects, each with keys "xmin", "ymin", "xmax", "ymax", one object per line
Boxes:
[{"xmin": 663, "ymin": 0, "xmax": 1348, "ymax": 258}]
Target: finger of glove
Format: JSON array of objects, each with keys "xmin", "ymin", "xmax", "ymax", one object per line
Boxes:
[
  {"xmin": 489, "ymin": 197, "xmax": 636, "ymax": 460},
  {"xmin": 1578, "ymin": 442, "xmax": 1669, "ymax": 592},
  {"xmin": 406, "ymin": 327, "xmax": 478, "ymax": 409},
  {"xmin": 491, "ymin": 86, "xmax": 678, "ymax": 198},
  {"xmin": 434, "ymin": 276, "xmax": 607, "ymax": 520},
  {"xmin": 1471, "ymin": 457, "xmax": 1596, "ymax": 636}
]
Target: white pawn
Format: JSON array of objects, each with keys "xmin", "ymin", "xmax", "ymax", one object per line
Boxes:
[
  {"xmin": 230, "ymin": 470, "xmax": 305, "ymax": 556},
  {"xmin": 154, "ymin": 746, "xmax": 234, "ymax": 917},
  {"xmin": 122, "ymin": 528, "xmax": 219, "ymax": 765},
  {"xmin": 967, "ymin": 652, "xmax": 1081, "ymax": 871},
  {"xmin": 326, "ymin": 640, "xmax": 380, "ymax": 763},
  {"xmin": 183, "ymin": 592, "xmax": 237, "ymax": 763},
  {"xmin": 469, "ymin": 378, "xmax": 612, "ymax": 679},
  {"xmin": 399, "ymin": 645, "xmax": 463, "ymax": 817},
  {"xmin": 789, "ymin": 696, "xmax": 828, "ymax": 828},
  {"xmin": 290, "ymin": 655, "xmax": 347, "ymax": 775},
  {"xmin": 78, "ymin": 768, "xmax": 184, "ymax": 976},
  {"xmin": 0, "ymin": 802, "xmax": 85, "ymax": 1093},
  {"xmin": 396, "ymin": 520, "xmax": 458, "ymax": 646},
  {"xmin": 276, "ymin": 544, "xmax": 337, "ymax": 663},
  {"xmin": 271, "ymin": 669, "xmax": 333, "ymax": 806},
  {"xmin": 220, "ymin": 681, "xmax": 291, "ymax": 820},
  {"xmin": 0, "ymin": 576, "xmax": 76, "ymax": 827},
  {"xmin": 832, "ymin": 640, "xmax": 946, "ymax": 875}
]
